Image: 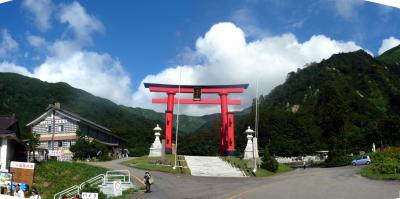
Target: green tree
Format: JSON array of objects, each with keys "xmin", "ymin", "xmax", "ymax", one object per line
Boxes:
[
  {"xmin": 26, "ymin": 132, "xmax": 40, "ymax": 161},
  {"xmin": 70, "ymin": 131, "xmax": 111, "ymax": 160},
  {"xmin": 261, "ymin": 145, "xmax": 278, "ymax": 172},
  {"xmin": 315, "ymin": 83, "xmax": 349, "ymax": 166}
]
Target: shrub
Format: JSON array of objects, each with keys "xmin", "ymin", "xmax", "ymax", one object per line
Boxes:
[
  {"xmin": 261, "ymin": 146, "xmax": 279, "ymax": 172},
  {"xmin": 368, "ymin": 148, "xmax": 400, "ymax": 175},
  {"xmin": 70, "ymin": 133, "xmax": 111, "ymax": 160},
  {"xmin": 324, "ymin": 150, "xmax": 351, "ymax": 167}
]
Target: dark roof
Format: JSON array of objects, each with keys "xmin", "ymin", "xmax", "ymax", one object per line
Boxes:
[
  {"xmin": 0, "ymin": 116, "xmax": 23, "ymax": 143},
  {"xmin": 144, "ymin": 83, "xmax": 249, "ymax": 89},
  {"xmin": 0, "ymin": 116, "xmax": 17, "ymax": 131}
]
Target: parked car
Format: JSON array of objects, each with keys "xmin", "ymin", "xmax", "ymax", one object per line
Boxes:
[{"xmin": 352, "ymin": 156, "xmax": 371, "ymax": 166}]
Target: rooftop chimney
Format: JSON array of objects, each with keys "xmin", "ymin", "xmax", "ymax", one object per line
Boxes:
[{"xmin": 54, "ymin": 102, "xmax": 61, "ymax": 109}]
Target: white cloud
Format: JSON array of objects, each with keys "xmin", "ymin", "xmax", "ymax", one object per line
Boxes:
[
  {"xmin": 132, "ymin": 22, "xmax": 364, "ymax": 115},
  {"xmin": 34, "ymin": 49, "xmax": 132, "ymax": 104},
  {"xmin": 334, "ymin": 0, "xmax": 364, "ymax": 20},
  {"xmin": 0, "ymin": 29, "xmax": 18, "ymax": 59},
  {"xmin": 0, "ymin": 62, "xmax": 32, "ymax": 76},
  {"xmin": 60, "ymin": 1, "xmax": 104, "ymax": 42},
  {"xmin": 22, "ymin": 0, "xmax": 52, "ymax": 32},
  {"xmin": 27, "ymin": 35, "xmax": 46, "ymax": 48},
  {"xmin": 378, "ymin": 36, "xmax": 400, "ymax": 54}
]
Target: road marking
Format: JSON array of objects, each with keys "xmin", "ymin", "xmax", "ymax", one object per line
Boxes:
[{"xmin": 131, "ymin": 174, "xmax": 145, "ymax": 186}]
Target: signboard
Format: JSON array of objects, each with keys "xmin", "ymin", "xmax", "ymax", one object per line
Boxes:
[
  {"xmin": 10, "ymin": 161, "xmax": 35, "ymax": 187},
  {"xmin": 113, "ymin": 180, "xmax": 122, "ymax": 196},
  {"xmin": 193, "ymin": 87, "xmax": 201, "ymax": 101},
  {"xmin": 82, "ymin": 192, "xmax": 98, "ymax": 199}
]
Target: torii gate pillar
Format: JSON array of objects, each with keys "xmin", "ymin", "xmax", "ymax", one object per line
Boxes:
[{"xmin": 165, "ymin": 92, "xmax": 175, "ymax": 154}]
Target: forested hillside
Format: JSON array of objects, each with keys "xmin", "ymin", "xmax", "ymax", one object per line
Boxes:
[{"xmin": 181, "ymin": 47, "xmax": 400, "ymax": 156}]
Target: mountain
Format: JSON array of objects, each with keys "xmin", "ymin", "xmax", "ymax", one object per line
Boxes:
[
  {"xmin": 129, "ymin": 107, "xmax": 208, "ymax": 134},
  {"xmin": 183, "ymin": 47, "xmax": 400, "ymax": 156},
  {"xmin": 0, "ymin": 73, "xmax": 203, "ymax": 155}
]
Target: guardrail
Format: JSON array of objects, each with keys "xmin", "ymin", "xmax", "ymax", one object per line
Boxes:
[
  {"xmin": 105, "ymin": 170, "xmax": 131, "ymax": 184},
  {"xmin": 79, "ymin": 174, "xmax": 105, "ymax": 190}
]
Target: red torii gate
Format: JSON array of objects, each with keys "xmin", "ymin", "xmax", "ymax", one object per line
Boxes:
[{"xmin": 144, "ymin": 83, "xmax": 249, "ymax": 156}]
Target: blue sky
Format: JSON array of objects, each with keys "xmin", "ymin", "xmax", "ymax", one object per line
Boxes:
[{"xmin": 1, "ymin": 0, "xmax": 400, "ymax": 115}]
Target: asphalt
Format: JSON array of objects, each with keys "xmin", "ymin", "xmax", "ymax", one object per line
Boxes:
[{"xmin": 87, "ymin": 158, "xmax": 400, "ymax": 199}]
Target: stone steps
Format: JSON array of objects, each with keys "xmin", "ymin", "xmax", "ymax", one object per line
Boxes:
[{"xmin": 184, "ymin": 156, "xmax": 246, "ymax": 177}]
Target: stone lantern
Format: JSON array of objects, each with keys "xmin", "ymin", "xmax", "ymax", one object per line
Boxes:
[
  {"xmin": 149, "ymin": 124, "xmax": 162, "ymax": 157},
  {"xmin": 243, "ymin": 126, "xmax": 255, "ymax": 160}
]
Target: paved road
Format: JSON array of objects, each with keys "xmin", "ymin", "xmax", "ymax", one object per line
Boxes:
[{"xmin": 88, "ymin": 158, "xmax": 400, "ymax": 199}]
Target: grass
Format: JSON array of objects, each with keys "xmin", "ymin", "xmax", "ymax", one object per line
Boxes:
[
  {"xmin": 124, "ymin": 155, "xmax": 191, "ymax": 175},
  {"xmin": 359, "ymin": 167, "xmax": 400, "ymax": 180},
  {"xmin": 223, "ymin": 156, "xmax": 293, "ymax": 177},
  {"xmin": 359, "ymin": 147, "xmax": 400, "ymax": 181},
  {"xmin": 109, "ymin": 188, "xmax": 137, "ymax": 199},
  {"xmin": 33, "ymin": 160, "xmax": 108, "ymax": 199}
]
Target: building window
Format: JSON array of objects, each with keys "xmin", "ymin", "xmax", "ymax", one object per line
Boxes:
[
  {"xmin": 58, "ymin": 141, "xmax": 62, "ymax": 147},
  {"xmin": 58, "ymin": 125, "xmax": 64, "ymax": 133},
  {"xmin": 48, "ymin": 126, "xmax": 52, "ymax": 133},
  {"xmin": 48, "ymin": 141, "xmax": 51, "ymax": 148},
  {"xmin": 63, "ymin": 141, "xmax": 71, "ymax": 149}
]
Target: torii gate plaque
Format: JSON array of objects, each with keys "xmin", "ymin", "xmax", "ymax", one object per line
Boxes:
[{"xmin": 144, "ymin": 83, "xmax": 249, "ymax": 156}]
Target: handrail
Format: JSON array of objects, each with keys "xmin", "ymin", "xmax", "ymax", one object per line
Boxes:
[
  {"xmin": 54, "ymin": 185, "xmax": 79, "ymax": 199},
  {"xmin": 79, "ymin": 174, "xmax": 105, "ymax": 190}
]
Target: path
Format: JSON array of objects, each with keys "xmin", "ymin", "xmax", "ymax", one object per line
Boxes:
[{"xmin": 87, "ymin": 158, "xmax": 400, "ymax": 199}]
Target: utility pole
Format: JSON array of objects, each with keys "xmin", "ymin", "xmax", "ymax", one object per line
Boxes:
[
  {"xmin": 51, "ymin": 108, "xmax": 56, "ymax": 158},
  {"xmin": 173, "ymin": 67, "xmax": 182, "ymax": 170},
  {"xmin": 253, "ymin": 77, "xmax": 259, "ymax": 173}
]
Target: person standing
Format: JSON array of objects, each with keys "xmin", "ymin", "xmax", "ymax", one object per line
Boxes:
[
  {"xmin": 14, "ymin": 184, "xmax": 25, "ymax": 198},
  {"xmin": 143, "ymin": 171, "xmax": 152, "ymax": 193},
  {"xmin": 30, "ymin": 188, "xmax": 41, "ymax": 199}
]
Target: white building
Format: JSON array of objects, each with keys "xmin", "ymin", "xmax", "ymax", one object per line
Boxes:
[{"xmin": 26, "ymin": 103, "xmax": 127, "ymax": 161}]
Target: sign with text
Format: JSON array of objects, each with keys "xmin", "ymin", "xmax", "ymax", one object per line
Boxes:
[
  {"xmin": 10, "ymin": 161, "xmax": 35, "ymax": 187},
  {"xmin": 82, "ymin": 192, "xmax": 98, "ymax": 199},
  {"xmin": 10, "ymin": 162, "xmax": 35, "ymax": 170},
  {"xmin": 113, "ymin": 180, "xmax": 122, "ymax": 196},
  {"xmin": 193, "ymin": 87, "xmax": 201, "ymax": 101}
]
